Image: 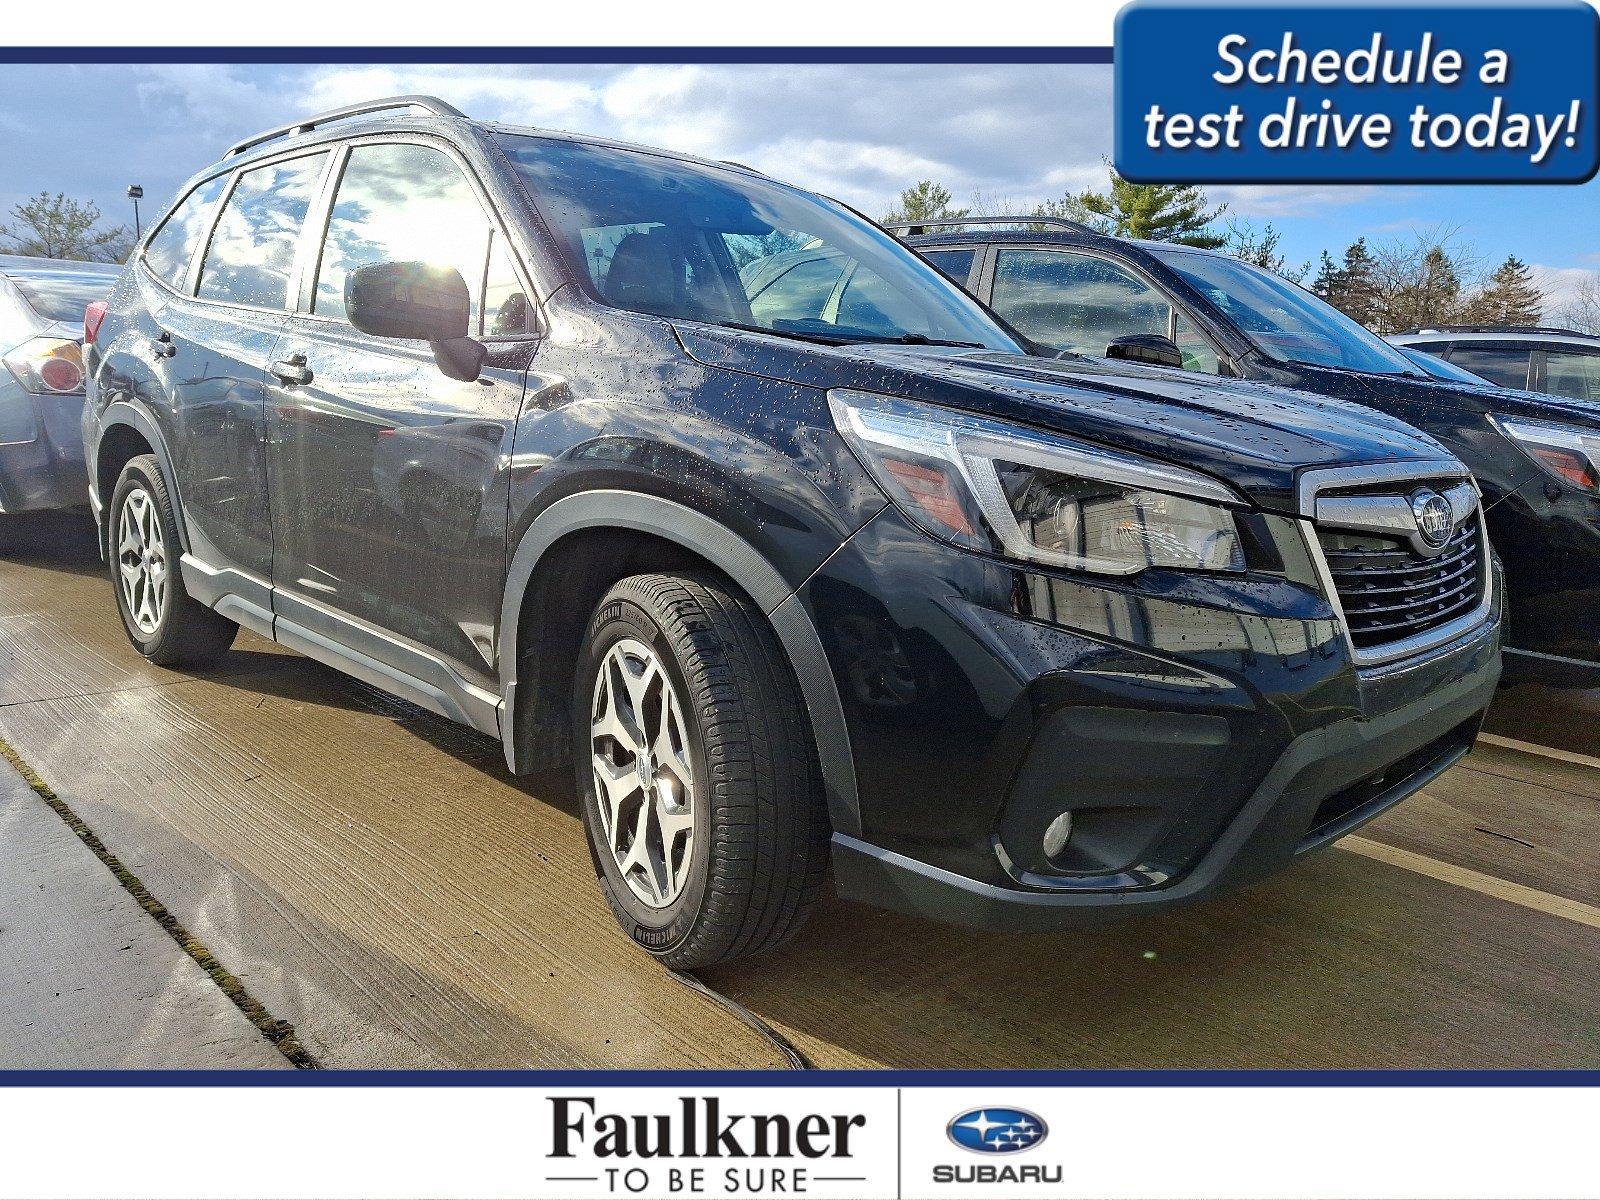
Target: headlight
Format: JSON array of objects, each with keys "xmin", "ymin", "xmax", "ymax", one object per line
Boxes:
[
  {"xmin": 1491, "ymin": 414, "xmax": 1600, "ymax": 492},
  {"xmin": 829, "ymin": 389, "xmax": 1246, "ymax": 575}
]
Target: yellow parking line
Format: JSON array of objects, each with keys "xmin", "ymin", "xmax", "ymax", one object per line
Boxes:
[
  {"xmin": 1342, "ymin": 835, "xmax": 1600, "ymax": 932},
  {"xmin": 1477, "ymin": 732, "xmax": 1600, "ymax": 773}
]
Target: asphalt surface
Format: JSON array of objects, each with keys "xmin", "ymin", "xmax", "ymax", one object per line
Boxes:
[{"xmin": 0, "ymin": 511, "xmax": 1596, "ymax": 1070}]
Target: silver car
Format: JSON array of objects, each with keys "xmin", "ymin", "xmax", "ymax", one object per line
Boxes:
[{"xmin": 0, "ymin": 254, "xmax": 120, "ymax": 521}]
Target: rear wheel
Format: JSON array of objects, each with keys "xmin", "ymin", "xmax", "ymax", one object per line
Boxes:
[
  {"xmin": 109, "ymin": 455, "xmax": 236, "ymax": 668},
  {"xmin": 574, "ymin": 571, "xmax": 829, "ymax": 969}
]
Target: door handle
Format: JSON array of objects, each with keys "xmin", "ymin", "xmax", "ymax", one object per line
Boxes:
[
  {"xmin": 152, "ymin": 331, "xmax": 177, "ymax": 359},
  {"xmin": 271, "ymin": 354, "xmax": 312, "ymax": 387}
]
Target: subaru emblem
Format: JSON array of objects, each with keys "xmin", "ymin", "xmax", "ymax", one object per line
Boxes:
[
  {"xmin": 1412, "ymin": 489, "xmax": 1453, "ymax": 548},
  {"xmin": 947, "ymin": 1107, "xmax": 1048, "ymax": 1154}
]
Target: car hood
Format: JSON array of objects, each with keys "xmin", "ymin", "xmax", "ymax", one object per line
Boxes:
[
  {"xmin": 675, "ymin": 325, "xmax": 1452, "ymax": 513},
  {"xmin": 1342, "ymin": 367, "xmax": 1600, "ymax": 428}
]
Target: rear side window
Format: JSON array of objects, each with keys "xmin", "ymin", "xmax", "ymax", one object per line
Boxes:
[
  {"xmin": 921, "ymin": 248, "xmax": 975, "ymax": 285},
  {"xmin": 143, "ymin": 174, "xmax": 229, "ymax": 290},
  {"xmin": 1543, "ymin": 350, "xmax": 1600, "ymax": 401},
  {"xmin": 313, "ymin": 142, "xmax": 491, "ymax": 328},
  {"xmin": 198, "ymin": 153, "xmax": 329, "ymax": 310},
  {"xmin": 991, "ymin": 249, "xmax": 1172, "ymax": 355},
  {"xmin": 1447, "ymin": 345, "xmax": 1532, "ymax": 390}
]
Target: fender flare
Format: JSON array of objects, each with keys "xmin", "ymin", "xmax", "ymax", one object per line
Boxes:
[
  {"xmin": 498, "ymin": 489, "xmax": 862, "ymax": 838},
  {"xmin": 95, "ymin": 400, "xmax": 190, "ymax": 554}
]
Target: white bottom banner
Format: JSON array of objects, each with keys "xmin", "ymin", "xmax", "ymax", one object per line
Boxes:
[{"xmin": 1, "ymin": 1082, "xmax": 1596, "ymax": 1199}]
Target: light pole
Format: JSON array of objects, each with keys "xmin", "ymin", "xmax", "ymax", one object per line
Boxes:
[{"xmin": 126, "ymin": 185, "xmax": 144, "ymax": 239}]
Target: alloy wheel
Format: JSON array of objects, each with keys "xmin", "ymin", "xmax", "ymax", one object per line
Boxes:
[
  {"xmin": 117, "ymin": 487, "xmax": 167, "ymax": 636},
  {"xmin": 589, "ymin": 637, "xmax": 697, "ymax": 909}
]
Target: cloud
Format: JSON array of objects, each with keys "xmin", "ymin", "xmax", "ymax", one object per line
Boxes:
[
  {"xmin": 1210, "ymin": 183, "xmax": 1395, "ymax": 219},
  {"xmin": 1530, "ymin": 263, "xmax": 1600, "ymax": 310}
]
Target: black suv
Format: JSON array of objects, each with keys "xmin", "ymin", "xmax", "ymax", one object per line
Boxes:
[
  {"xmin": 901, "ymin": 219, "xmax": 1600, "ymax": 672},
  {"xmin": 85, "ymin": 98, "xmax": 1499, "ymax": 967}
]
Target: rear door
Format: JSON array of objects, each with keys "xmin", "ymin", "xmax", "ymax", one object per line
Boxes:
[
  {"xmin": 264, "ymin": 137, "xmax": 535, "ymax": 699},
  {"xmin": 157, "ymin": 152, "xmax": 331, "ymax": 610}
]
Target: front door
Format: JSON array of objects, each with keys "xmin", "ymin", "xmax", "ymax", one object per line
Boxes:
[{"xmin": 264, "ymin": 139, "xmax": 535, "ymax": 698}]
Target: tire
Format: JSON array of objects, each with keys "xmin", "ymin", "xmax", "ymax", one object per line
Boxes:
[
  {"xmin": 108, "ymin": 454, "xmax": 236, "ymax": 668},
  {"xmin": 574, "ymin": 571, "xmax": 829, "ymax": 969}
]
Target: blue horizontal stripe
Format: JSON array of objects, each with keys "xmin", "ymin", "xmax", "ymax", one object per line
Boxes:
[
  {"xmin": 0, "ymin": 1068, "xmax": 1595, "ymax": 1087},
  {"xmin": 0, "ymin": 46, "xmax": 1113, "ymax": 64}
]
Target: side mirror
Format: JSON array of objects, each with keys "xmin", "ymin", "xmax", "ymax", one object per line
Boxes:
[
  {"xmin": 345, "ymin": 261, "xmax": 486, "ymax": 382},
  {"xmin": 1105, "ymin": 333, "xmax": 1184, "ymax": 370}
]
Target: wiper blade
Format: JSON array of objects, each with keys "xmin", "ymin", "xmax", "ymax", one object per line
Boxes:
[
  {"xmin": 855, "ymin": 332, "xmax": 987, "ymax": 348},
  {"xmin": 701, "ymin": 320, "xmax": 851, "ymax": 345}
]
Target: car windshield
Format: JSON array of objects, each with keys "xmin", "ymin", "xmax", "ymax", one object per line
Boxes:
[
  {"xmin": 13, "ymin": 272, "xmax": 116, "ymax": 324},
  {"xmin": 1150, "ymin": 248, "xmax": 1418, "ymax": 376},
  {"xmin": 496, "ymin": 134, "xmax": 1020, "ymax": 351}
]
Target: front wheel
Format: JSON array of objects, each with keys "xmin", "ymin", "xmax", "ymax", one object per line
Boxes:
[
  {"xmin": 574, "ymin": 572, "xmax": 829, "ymax": 969},
  {"xmin": 109, "ymin": 454, "xmax": 237, "ymax": 668}
]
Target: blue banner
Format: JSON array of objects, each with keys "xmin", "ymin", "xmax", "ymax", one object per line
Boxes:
[{"xmin": 1115, "ymin": 0, "xmax": 1600, "ymax": 183}]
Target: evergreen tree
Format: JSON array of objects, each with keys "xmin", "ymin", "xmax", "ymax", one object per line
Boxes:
[
  {"xmin": 1311, "ymin": 239, "xmax": 1382, "ymax": 328},
  {"xmin": 1465, "ymin": 256, "xmax": 1544, "ymax": 326},
  {"xmin": 1044, "ymin": 163, "xmax": 1225, "ymax": 248},
  {"xmin": 882, "ymin": 181, "xmax": 969, "ymax": 228}
]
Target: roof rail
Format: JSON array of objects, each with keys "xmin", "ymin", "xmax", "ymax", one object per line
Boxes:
[
  {"xmin": 224, "ymin": 94, "xmax": 468, "ymax": 158},
  {"xmin": 1401, "ymin": 324, "xmax": 1597, "ymax": 338},
  {"xmin": 883, "ymin": 215, "xmax": 1098, "ymax": 236}
]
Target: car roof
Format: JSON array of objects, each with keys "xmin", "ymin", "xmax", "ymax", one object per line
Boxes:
[
  {"xmin": 0, "ymin": 253, "xmax": 121, "ymax": 281},
  {"xmin": 213, "ymin": 95, "xmax": 770, "ymax": 189},
  {"xmin": 1389, "ymin": 329, "xmax": 1600, "ymax": 351},
  {"xmin": 900, "ymin": 227, "xmax": 1226, "ymax": 260}
]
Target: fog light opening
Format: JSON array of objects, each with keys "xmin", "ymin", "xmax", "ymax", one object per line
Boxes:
[{"xmin": 1042, "ymin": 810, "xmax": 1075, "ymax": 860}]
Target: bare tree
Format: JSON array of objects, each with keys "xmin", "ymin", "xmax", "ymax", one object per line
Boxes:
[
  {"xmin": 0, "ymin": 192, "xmax": 131, "ymax": 263},
  {"xmin": 1364, "ymin": 228, "xmax": 1484, "ymax": 333},
  {"xmin": 1554, "ymin": 275, "xmax": 1600, "ymax": 335},
  {"xmin": 1222, "ymin": 220, "xmax": 1309, "ymax": 282}
]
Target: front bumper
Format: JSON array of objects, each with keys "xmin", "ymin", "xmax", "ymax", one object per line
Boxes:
[{"xmin": 807, "ymin": 505, "xmax": 1502, "ymax": 931}]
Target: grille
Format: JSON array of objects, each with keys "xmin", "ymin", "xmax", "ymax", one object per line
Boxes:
[{"xmin": 1316, "ymin": 519, "xmax": 1484, "ymax": 650}]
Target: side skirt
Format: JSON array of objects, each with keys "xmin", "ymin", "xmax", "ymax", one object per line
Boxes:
[{"xmin": 180, "ymin": 553, "xmax": 502, "ymax": 739}]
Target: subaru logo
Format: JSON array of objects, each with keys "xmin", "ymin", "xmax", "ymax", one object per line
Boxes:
[
  {"xmin": 947, "ymin": 1107, "xmax": 1047, "ymax": 1154},
  {"xmin": 1412, "ymin": 489, "xmax": 1454, "ymax": 548}
]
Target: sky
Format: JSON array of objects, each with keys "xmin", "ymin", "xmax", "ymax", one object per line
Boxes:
[{"xmin": 1, "ymin": 61, "xmax": 1595, "ymax": 310}]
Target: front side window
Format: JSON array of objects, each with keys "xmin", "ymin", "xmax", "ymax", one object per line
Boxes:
[
  {"xmin": 144, "ymin": 174, "xmax": 230, "ymax": 290},
  {"xmin": 1151, "ymin": 247, "xmax": 1417, "ymax": 376},
  {"xmin": 1173, "ymin": 310, "xmax": 1221, "ymax": 374},
  {"xmin": 1543, "ymin": 349, "xmax": 1600, "ymax": 400},
  {"xmin": 1449, "ymin": 345, "xmax": 1532, "ymax": 390},
  {"xmin": 482, "ymin": 230, "xmax": 530, "ymax": 336},
  {"xmin": 495, "ymin": 134, "xmax": 1018, "ymax": 350},
  {"xmin": 991, "ymin": 249, "xmax": 1172, "ymax": 356},
  {"xmin": 198, "ymin": 154, "xmax": 329, "ymax": 309},
  {"xmin": 314, "ymin": 142, "xmax": 492, "ymax": 328}
]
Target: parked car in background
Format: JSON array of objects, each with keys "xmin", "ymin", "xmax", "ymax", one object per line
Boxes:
[
  {"xmin": 86, "ymin": 98, "xmax": 1499, "ymax": 966},
  {"xmin": 899, "ymin": 218, "xmax": 1600, "ymax": 672},
  {"xmin": 1388, "ymin": 327, "xmax": 1600, "ymax": 402},
  {"xmin": 0, "ymin": 255, "xmax": 120, "ymax": 528}
]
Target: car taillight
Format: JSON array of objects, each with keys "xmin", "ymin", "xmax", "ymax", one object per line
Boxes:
[
  {"xmin": 3, "ymin": 337, "xmax": 87, "ymax": 396},
  {"xmin": 84, "ymin": 301, "xmax": 108, "ymax": 347}
]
